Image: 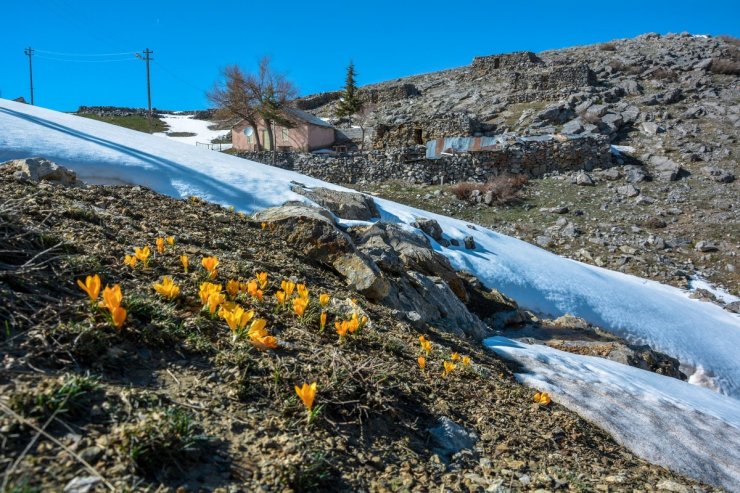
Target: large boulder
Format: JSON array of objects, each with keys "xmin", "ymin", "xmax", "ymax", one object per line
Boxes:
[
  {"xmin": 290, "ymin": 184, "xmax": 379, "ymax": 220},
  {"xmin": 649, "ymin": 156, "xmax": 684, "ymax": 182},
  {"xmin": 5, "ymin": 157, "xmax": 77, "ymax": 186},
  {"xmin": 252, "ymin": 204, "xmax": 390, "ymax": 300}
]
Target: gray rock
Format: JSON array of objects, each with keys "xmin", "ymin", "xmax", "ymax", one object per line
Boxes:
[
  {"xmin": 601, "ymin": 168, "xmax": 621, "ymax": 181},
  {"xmin": 617, "ymin": 184, "xmax": 640, "ymax": 197},
  {"xmin": 624, "ymin": 166, "xmax": 649, "ymax": 183},
  {"xmin": 601, "ymin": 112, "xmax": 624, "ymax": 129},
  {"xmin": 620, "ymin": 105, "xmax": 641, "ymax": 123},
  {"xmin": 464, "ymin": 236, "xmax": 476, "ymax": 250},
  {"xmin": 8, "ymin": 157, "xmax": 77, "ymax": 185},
  {"xmin": 695, "ymin": 241, "xmax": 718, "ymax": 252},
  {"xmin": 413, "ymin": 217, "xmax": 444, "ymax": 241},
  {"xmin": 618, "ymin": 79, "xmax": 642, "ymax": 95},
  {"xmin": 635, "ymin": 195, "xmax": 655, "ymax": 205},
  {"xmin": 701, "ymin": 166, "xmax": 735, "ymax": 183},
  {"xmin": 290, "ymin": 185, "xmax": 379, "ymax": 220},
  {"xmin": 575, "ymin": 171, "xmax": 595, "ymax": 186},
  {"xmin": 78, "ymin": 446, "xmax": 103, "ymax": 464},
  {"xmin": 561, "ymin": 118, "xmax": 584, "ymax": 135},
  {"xmin": 253, "ymin": 204, "xmax": 390, "ymax": 300},
  {"xmin": 641, "ymin": 121, "xmax": 664, "ymax": 135},
  {"xmin": 536, "ymin": 235, "xmax": 553, "ymax": 247},
  {"xmin": 64, "ymin": 476, "xmax": 102, "ymax": 493},
  {"xmin": 429, "ymin": 417, "xmax": 478, "ymax": 460},
  {"xmin": 561, "ymin": 222, "xmax": 580, "ymax": 237},
  {"xmin": 649, "ymin": 156, "xmax": 683, "ymax": 181}
]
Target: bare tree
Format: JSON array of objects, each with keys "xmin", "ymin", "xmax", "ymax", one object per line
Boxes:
[
  {"xmin": 245, "ymin": 56, "xmax": 299, "ymax": 152},
  {"xmin": 207, "ymin": 65, "xmax": 263, "ymax": 150},
  {"xmin": 208, "ymin": 58, "xmax": 298, "ymax": 152}
]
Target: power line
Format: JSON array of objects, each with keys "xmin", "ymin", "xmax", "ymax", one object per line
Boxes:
[
  {"xmin": 35, "ymin": 49, "xmax": 136, "ymax": 57},
  {"xmin": 153, "ymin": 60, "xmax": 208, "ymax": 94},
  {"xmin": 35, "ymin": 55, "xmax": 136, "ymax": 63}
]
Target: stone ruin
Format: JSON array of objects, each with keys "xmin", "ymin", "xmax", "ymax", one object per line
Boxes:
[
  {"xmin": 472, "ymin": 51, "xmax": 544, "ymax": 74},
  {"xmin": 373, "ymin": 112, "xmax": 480, "ymax": 148}
]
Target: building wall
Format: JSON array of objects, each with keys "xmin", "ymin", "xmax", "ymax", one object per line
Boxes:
[
  {"xmin": 233, "ymin": 120, "xmax": 328, "ymax": 151},
  {"xmin": 307, "ymin": 125, "xmax": 335, "ymax": 150}
]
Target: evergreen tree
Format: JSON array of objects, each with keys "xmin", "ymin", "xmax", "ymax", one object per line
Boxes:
[{"xmin": 335, "ymin": 62, "xmax": 363, "ymax": 124}]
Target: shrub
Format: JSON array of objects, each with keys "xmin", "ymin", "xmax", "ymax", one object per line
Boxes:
[
  {"xmin": 709, "ymin": 58, "xmax": 740, "ymax": 75},
  {"xmin": 599, "ymin": 42, "xmax": 617, "ymax": 52},
  {"xmin": 650, "ymin": 68, "xmax": 678, "ymax": 81},
  {"xmin": 609, "ymin": 60, "xmax": 643, "ymax": 76},
  {"xmin": 449, "ymin": 174, "xmax": 528, "ymax": 205},
  {"xmin": 717, "ymin": 34, "xmax": 740, "ymax": 47}
]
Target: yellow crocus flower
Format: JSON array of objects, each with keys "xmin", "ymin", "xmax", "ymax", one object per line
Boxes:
[
  {"xmin": 77, "ymin": 274, "xmax": 101, "ymax": 301},
  {"xmin": 294, "ymin": 382, "xmax": 317, "ymax": 412}
]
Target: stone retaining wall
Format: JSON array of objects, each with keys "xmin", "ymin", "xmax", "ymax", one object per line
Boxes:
[{"xmin": 237, "ymin": 135, "xmax": 611, "ymax": 185}]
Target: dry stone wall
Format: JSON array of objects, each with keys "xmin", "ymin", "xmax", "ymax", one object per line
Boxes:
[{"xmin": 237, "ymin": 135, "xmax": 611, "ymax": 185}]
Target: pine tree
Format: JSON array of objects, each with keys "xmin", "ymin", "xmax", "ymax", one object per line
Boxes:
[{"xmin": 335, "ymin": 62, "xmax": 363, "ymax": 124}]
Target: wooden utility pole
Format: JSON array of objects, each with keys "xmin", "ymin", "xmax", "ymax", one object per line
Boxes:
[
  {"xmin": 138, "ymin": 48, "xmax": 154, "ymax": 132},
  {"xmin": 24, "ymin": 47, "xmax": 34, "ymax": 105}
]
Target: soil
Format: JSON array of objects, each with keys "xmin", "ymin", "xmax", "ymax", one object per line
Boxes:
[{"xmin": 0, "ymin": 167, "xmax": 723, "ymax": 492}]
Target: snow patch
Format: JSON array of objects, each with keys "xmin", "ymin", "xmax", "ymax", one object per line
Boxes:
[
  {"xmin": 155, "ymin": 113, "xmax": 231, "ymax": 149},
  {"xmin": 485, "ymin": 337, "xmax": 740, "ymax": 492},
  {"xmin": 688, "ymin": 275, "xmax": 739, "ymax": 305}
]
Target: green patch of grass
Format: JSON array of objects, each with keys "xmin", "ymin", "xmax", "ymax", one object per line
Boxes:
[
  {"xmin": 166, "ymin": 131, "xmax": 197, "ymax": 137},
  {"xmin": 9, "ymin": 373, "xmax": 100, "ymax": 420},
  {"xmin": 288, "ymin": 451, "xmax": 335, "ymax": 492},
  {"xmin": 5, "ymin": 477, "xmax": 41, "ymax": 493},
  {"xmin": 118, "ymin": 406, "xmax": 208, "ymax": 478},
  {"xmin": 77, "ymin": 113, "xmax": 168, "ymax": 133}
]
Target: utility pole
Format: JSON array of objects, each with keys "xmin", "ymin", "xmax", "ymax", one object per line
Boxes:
[
  {"xmin": 24, "ymin": 47, "xmax": 34, "ymax": 105},
  {"xmin": 137, "ymin": 48, "xmax": 154, "ymax": 131}
]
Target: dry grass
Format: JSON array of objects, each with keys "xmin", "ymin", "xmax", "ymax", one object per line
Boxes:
[
  {"xmin": 449, "ymin": 175, "xmax": 528, "ymax": 205},
  {"xmin": 609, "ymin": 60, "xmax": 643, "ymax": 76},
  {"xmin": 717, "ymin": 34, "xmax": 740, "ymax": 46},
  {"xmin": 709, "ymin": 58, "xmax": 740, "ymax": 75},
  {"xmin": 649, "ymin": 68, "xmax": 678, "ymax": 81}
]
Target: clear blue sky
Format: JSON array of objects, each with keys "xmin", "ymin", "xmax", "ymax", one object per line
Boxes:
[{"xmin": 2, "ymin": 0, "xmax": 739, "ymax": 111}]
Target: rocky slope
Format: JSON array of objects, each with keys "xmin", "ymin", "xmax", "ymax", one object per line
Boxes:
[
  {"xmin": 0, "ymin": 161, "xmax": 718, "ymax": 492},
  {"xmin": 302, "ymin": 32, "xmax": 739, "ymax": 302}
]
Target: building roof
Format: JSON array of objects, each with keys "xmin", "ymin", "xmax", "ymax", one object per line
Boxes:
[
  {"xmin": 283, "ymin": 107, "xmax": 333, "ymax": 128},
  {"xmin": 232, "ymin": 107, "xmax": 333, "ymax": 130}
]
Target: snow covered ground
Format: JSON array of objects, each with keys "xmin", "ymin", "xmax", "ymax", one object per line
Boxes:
[
  {"xmin": 1, "ymin": 98, "xmax": 739, "ymax": 488},
  {"xmin": 154, "ymin": 112, "xmax": 231, "ymax": 149},
  {"xmin": 486, "ymin": 337, "xmax": 740, "ymax": 491},
  {"xmin": 688, "ymin": 275, "xmax": 739, "ymax": 305}
]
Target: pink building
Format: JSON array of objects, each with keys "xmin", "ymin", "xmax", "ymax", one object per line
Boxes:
[{"xmin": 231, "ymin": 107, "xmax": 335, "ymax": 152}]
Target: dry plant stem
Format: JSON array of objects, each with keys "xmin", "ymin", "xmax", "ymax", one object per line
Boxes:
[
  {"xmin": 0, "ymin": 401, "xmax": 116, "ymax": 491},
  {"xmin": 1, "ymin": 399, "xmax": 63, "ymax": 491}
]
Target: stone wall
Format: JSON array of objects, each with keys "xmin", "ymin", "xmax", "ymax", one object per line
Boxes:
[
  {"xmin": 237, "ymin": 135, "xmax": 611, "ymax": 185},
  {"xmin": 295, "ymin": 91, "xmax": 342, "ymax": 111},
  {"xmin": 373, "ymin": 112, "xmax": 480, "ymax": 148},
  {"xmin": 76, "ymin": 106, "xmax": 157, "ymax": 117},
  {"xmin": 472, "ymin": 51, "xmax": 543, "ymax": 74},
  {"xmin": 510, "ymin": 65, "xmax": 595, "ymax": 92},
  {"xmin": 361, "ymin": 83, "xmax": 420, "ymax": 104}
]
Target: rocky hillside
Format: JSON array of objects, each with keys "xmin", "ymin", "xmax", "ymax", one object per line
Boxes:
[
  {"xmin": 299, "ymin": 32, "xmax": 739, "ymax": 302},
  {"xmin": 0, "ymin": 160, "xmax": 719, "ymax": 492}
]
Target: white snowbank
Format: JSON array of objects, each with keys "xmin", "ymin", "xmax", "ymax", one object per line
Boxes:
[
  {"xmin": 1, "ymin": 98, "xmax": 739, "ymax": 401},
  {"xmin": 688, "ymin": 275, "xmax": 739, "ymax": 305},
  {"xmin": 154, "ymin": 113, "xmax": 231, "ymax": 149},
  {"xmin": 485, "ymin": 337, "xmax": 740, "ymax": 492}
]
